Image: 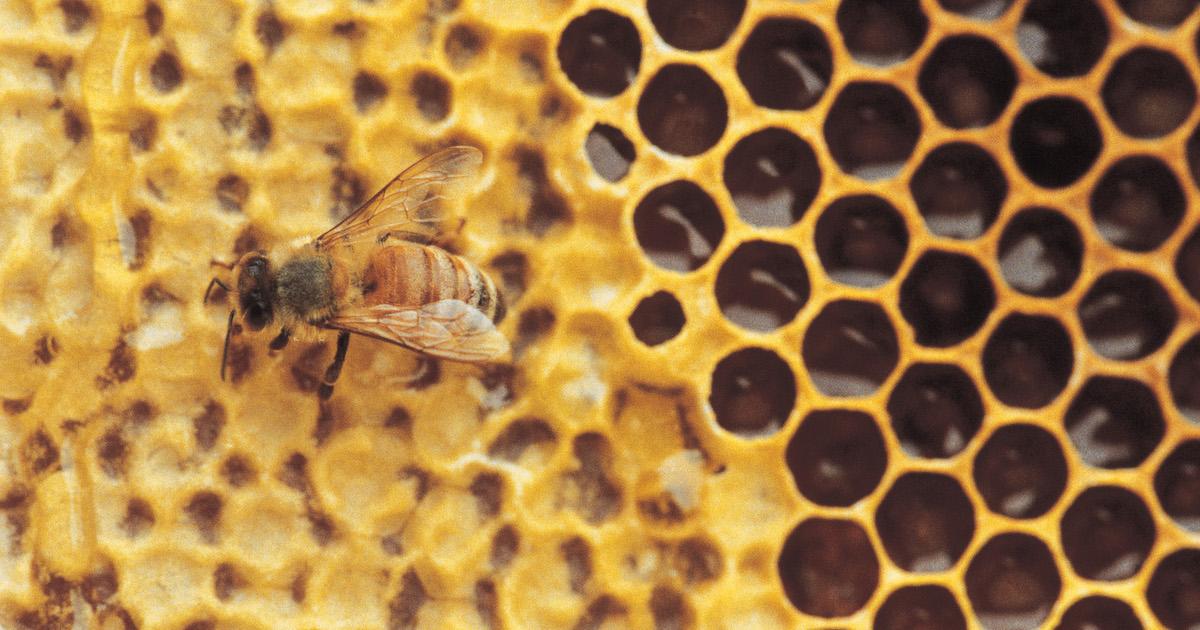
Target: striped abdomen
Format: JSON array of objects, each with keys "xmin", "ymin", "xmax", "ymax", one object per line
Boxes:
[{"xmin": 361, "ymin": 242, "xmax": 505, "ymax": 322}]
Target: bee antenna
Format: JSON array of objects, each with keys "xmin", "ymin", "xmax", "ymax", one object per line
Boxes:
[
  {"xmin": 204, "ymin": 277, "xmax": 231, "ymax": 304},
  {"xmin": 221, "ymin": 309, "xmax": 235, "ymax": 382}
]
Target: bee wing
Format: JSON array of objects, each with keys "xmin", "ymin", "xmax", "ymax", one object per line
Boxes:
[
  {"xmin": 316, "ymin": 146, "xmax": 482, "ymax": 251},
  {"xmin": 326, "ymin": 299, "xmax": 510, "ymax": 363}
]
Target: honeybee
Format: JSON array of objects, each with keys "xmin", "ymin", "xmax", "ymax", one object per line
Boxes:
[{"xmin": 205, "ymin": 146, "xmax": 508, "ymax": 399}]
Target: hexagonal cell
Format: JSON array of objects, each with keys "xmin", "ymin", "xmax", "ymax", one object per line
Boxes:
[
  {"xmin": 909, "ymin": 142, "xmax": 1007, "ymax": 240},
  {"xmin": 1090, "ymin": 156, "xmax": 1185, "ymax": 252},
  {"xmin": 982, "ymin": 314, "xmax": 1073, "ymax": 409},
  {"xmin": 997, "ymin": 207, "xmax": 1083, "ymax": 298},
  {"xmin": 637, "ymin": 64, "xmax": 727, "ymax": 156},
  {"xmin": 887, "ymin": 363, "xmax": 983, "ymax": 459},
  {"xmin": 1078, "ymin": 271, "xmax": 1176, "ymax": 361},
  {"xmin": 1017, "ymin": 0, "xmax": 1109, "ymax": 78},
  {"xmin": 965, "ymin": 533, "xmax": 1062, "ymax": 630},
  {"xmin": 802, "ymin": 300, "xmax": 899, "ymax": 397},
  {"xmin": 835, "ymin": 0, "xmax": 928, "ymax": 66},
  {"xmin": 628, "ymin": 291, "xmax": 685, "ymax": 346},
  {"xmin": 823, "ymin": 82, "xmax": 921, "ymax": 181},
  {"xmin": 715, "ymin": 240, "xmax": 810, "ymax": 332},
  {"xmin": 722, "ymin": 127, "xmax": 820, "ymax": 228},
  {"xmin": 973, "ymin": 424, "xmax": 1067, "ymax": 519},
  {"xmin": 709, "ymin": 347, "xmax": 795, "ymax": 437},
  {"xmin": 585, "ymin": 123, "xmax": 635, "ymax": 183},
  {"xmin": 1009, "ymin": 96, "xmax": 1102, "ymax": 189},
  {"xmin": 898, "ymin": 251, "xmax": 995, "ymax": 348},
  {"xmin": 777, "ymin": 518, "xmax": 879, "ymax": 618},
  {"xmin": 1147, "ymin": 549, "xmax": 1200, "ymax": 629},
  {"xmin": 1118, "ymin": 0, "xmax": 1198, "ymax": 27},
  {"xmin": 786, "ymin": 409, "xmax": 887, "ymax": 507},
  {"xmin": 814, "ymin": 195, "xmax": 908, "ymax": 288},
  {"xmin": 557, "ymin": 9, "xmax": 642, "ymax": 97},
  {"xmin": 1178, "ymin": 227, "xmax": 1200, "ymax": 304},
  {"xmin": 1060, "ymin": 486, "xmax": 1156, "ymax": 581},
  {"xmin": 736, "ymin": 18, "xmax": 832, "ymax": 111},
  {"xmin": 1154, "ymin": 439, "xmax": 1200, "ymax": 531},
  {"xmin": 1170, "ymin": 335, "xmax": 1200, "ymax": 423},
  {"xmin": 936, "ymin": 0, "xmax": 1012, "ymax": 20},
  {"xmin": 633, "ymin": 180, "xmax": 724, "ymax": 272},
  {"xmin": 875, "ymin": 473, "xmax": 974, "ymax": 573},
  {"xmin": 1102, "ymin": 47, "xmax": 1196, "ymax": 139},
  {"xmin": 1065, "ymin": 376, "xmax": 1166, "ymax": 469},
  {"xmin": 647, "ymin": 0, "xmax": 745, "ymax": 51},
  {"xmin": 1058, "ymin": 596, "xmax": 1143, "ymax": 630},
  {"xmin": 874, "ymin": 584, "xmax": 966, "ymax": 630},
  {"xmin": 917, "ymin": 35, "xmax": 1016, "ymax": 129}
]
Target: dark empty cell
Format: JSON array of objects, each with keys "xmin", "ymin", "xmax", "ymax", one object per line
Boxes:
[
  {"xmin": 649, "ymin": 586, "xmax": 694, "ymax": 630},
  {"xmin": 1009, "ymin": 97, "xmax": 1102, "ymax": 189},
  {"xmin": 637, "ymin": 64, "xmax": 727, "ymax": 157},
  {"xmin": 836, "ymin": 0, "xmax": 928, "ymax": 66},
  {"xmin": 786, "ymin": 409, "xmax": 887, "ymax": 507},
  {"xmin": 899, "ymin": 251, "xmax": 995, "ymax": 348},
  {"xmin": 632, "ymin": 180, "xmax": 724, "ymax": 272},
  {"xmin": 444, "ymin": 23, "xmax": 484, "ymax": 69},
  {"xmin": 918, "ymin": 36, "xmax": 1016, "ymax": 129},
  {"xmin": 887, "ymin": 363, "xmax": 983, "ymax": 459},
  {"xmin": 557, "ymin": 9, "xmax": 641, "ymax": 97},
  {"xmin": 1017, "ymin": 0, "xmax": 1109, "ymax": 78},
  {"xmin": 60, "ymin": 0, "xmax": 91, "ymax": 32},
  {"xmin": 909, "ymin": 142, "xmax": 1006, "ymax": 239},
  {"xmin": 802, "ymin": 300, "xmax": 899, "ymax": 397},
  {"xmin": 736, "ymin": 18, "xmax": 832, "ymax": 111},
  {"xmin": 1077, "ymin": 271, "xmax": 1176, "ymax": 361},
  {"xmin": 1102, "ymin": 47, "xmax": 1196, "ymax": 138},
  {"xmin": 1155, "ymin": 440, "xmax": 1200, "ymax": 531},
  {"xmin": 714, "ymin": 240, "xmax": 809, "ymax": 332},
  {"xmin": 672, "ymin": 537, "xmax": 723, "ymax": 585},
  {"xmin": 823, "ymin": 82, "xmax": 921, "ymax": 181},
  {"xmin": 585, "ymin": 124, "xmax": 635, "ymax": 183},
  {"xmin": 149, "ymin": 51, "xmax": 182, "ymax": 93},
  {"xmin": 1064, "ymin": 376, "xmax": 1166, "ymax": 469},
  {"xmin": 647, "ymin": 0, "xmax": 745, "ymax": 51},
  {"xmin": 814, "ymin": 195, "xmax": 907, "ymax": 288},
  {"xmin": 410, "ymin": 72, "xmax": 450, "ymax": 122},
  {"xmin": 875, "ymin": 473, "xmax": 974, "ymax": 573},
  {"xmin": 875, "ymin": 584, "xmax": 966, "ymax": 630},
  {"xmin": 1118, "ymin": 0, "xmax": 1198, "ymax": 27},
  {"xmin": 1089, "ymin": 156, "xmax": 1184, "ymax": 252},
  {"xmin": 936, "ymin": 0, "xmax": 1012, "ymax": 19},
  {"xmin": 353, "ymin": 72, "xmax": 387, "ymax": 113},
  {"xmin": 997, "ymin": 207, "xmax": 1083, "ymax": 297},
  {"xmin": 981, "ymin": 314, "xmax": 1073, "ymax": 409},
  {"xmin": 722, "ymin": 128, "xmax": 820, "ymax": 227},
  {"xmin": 1147, "ymin": 549, "xmax": 1200, "ymax": 629},
  {"xmin": 1060, "ymin": 486, "xmax": 1155, "ymax": 581},
  {"xmin": 973, "ymin": 424, "xmax": 1067, "ymax": 519},
  {"xmin": 255, "ymin": 9, "xmax": 287, "ymax": 53},
  {"xmin": 709, "ymin": 347, "xmax": 795, "ymax": 437},
  {"xmin": 965, "ymin": 533, "xmax": 1061, "ymax": 629},
  {"xmin": 1179, "ymin": 227, "xmax": 1200, "ymax": 303},
  {"xmin": 184, "ymin": 491, "xmax": 222, "ymax": 543},
  {"xmin": 1058, "ymin": 596, "xmax": 1143, "ymax": 630},
  {"xmin": 628, "ymin": 291, "xmax": 685, "ymax": 346},
  {"xmin": 144, "ymin": 2, "xmax": 163, "ymax": 35},
  {"xmin": 777, "ymin": 518, "xmax": 879, "ymax": 618},
  {"xmin": 1170, "ymin": 335, "xmax": 1200, "ymax": 423},
  {"xmin": 1190, "ymin": 126, "xmax": 1200, "ymax": 193},
  {"xmin": 216, "ymin": 174, "xmax": 248, "ymax": 212}
]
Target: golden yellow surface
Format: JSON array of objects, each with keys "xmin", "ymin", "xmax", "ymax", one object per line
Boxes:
[{"xmin": 0, "ymin": 0, "xmax": 1198, "ymax": 628}]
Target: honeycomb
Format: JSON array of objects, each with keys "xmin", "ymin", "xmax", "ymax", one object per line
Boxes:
[{"xmin": 1, "ymin": 0, "xmax": 1199, "ymax": 627}]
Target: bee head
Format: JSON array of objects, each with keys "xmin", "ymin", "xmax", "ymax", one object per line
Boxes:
[{"xmin": 234, "ymin": 252, "xmax": 275, "ymax": 331}]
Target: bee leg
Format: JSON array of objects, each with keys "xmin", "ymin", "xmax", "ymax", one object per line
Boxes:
[
  {"xmin": 317, "ymin": 331, "xmax": 351, "ymax": 400},
  {"xmin": 269, "ymin": 328, "xmax": 290, "ymax": 351},
  {"xmin": 204, "ymin": 277, "xmax": 231, "ymax": 304}
]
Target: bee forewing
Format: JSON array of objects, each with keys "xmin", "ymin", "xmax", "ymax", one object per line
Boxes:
[
  {"xmin": 316, "ymin": 146, "xmax": 483, "ymax": 251},
  {"xmin": 327, "ymin": 299, "xmax": 509, "ymax": 363}
]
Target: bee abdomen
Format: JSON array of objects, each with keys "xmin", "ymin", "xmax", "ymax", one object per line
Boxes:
[{"xmin": 450, "ymin": 252, "xmax": 504, "ymax": 323}]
